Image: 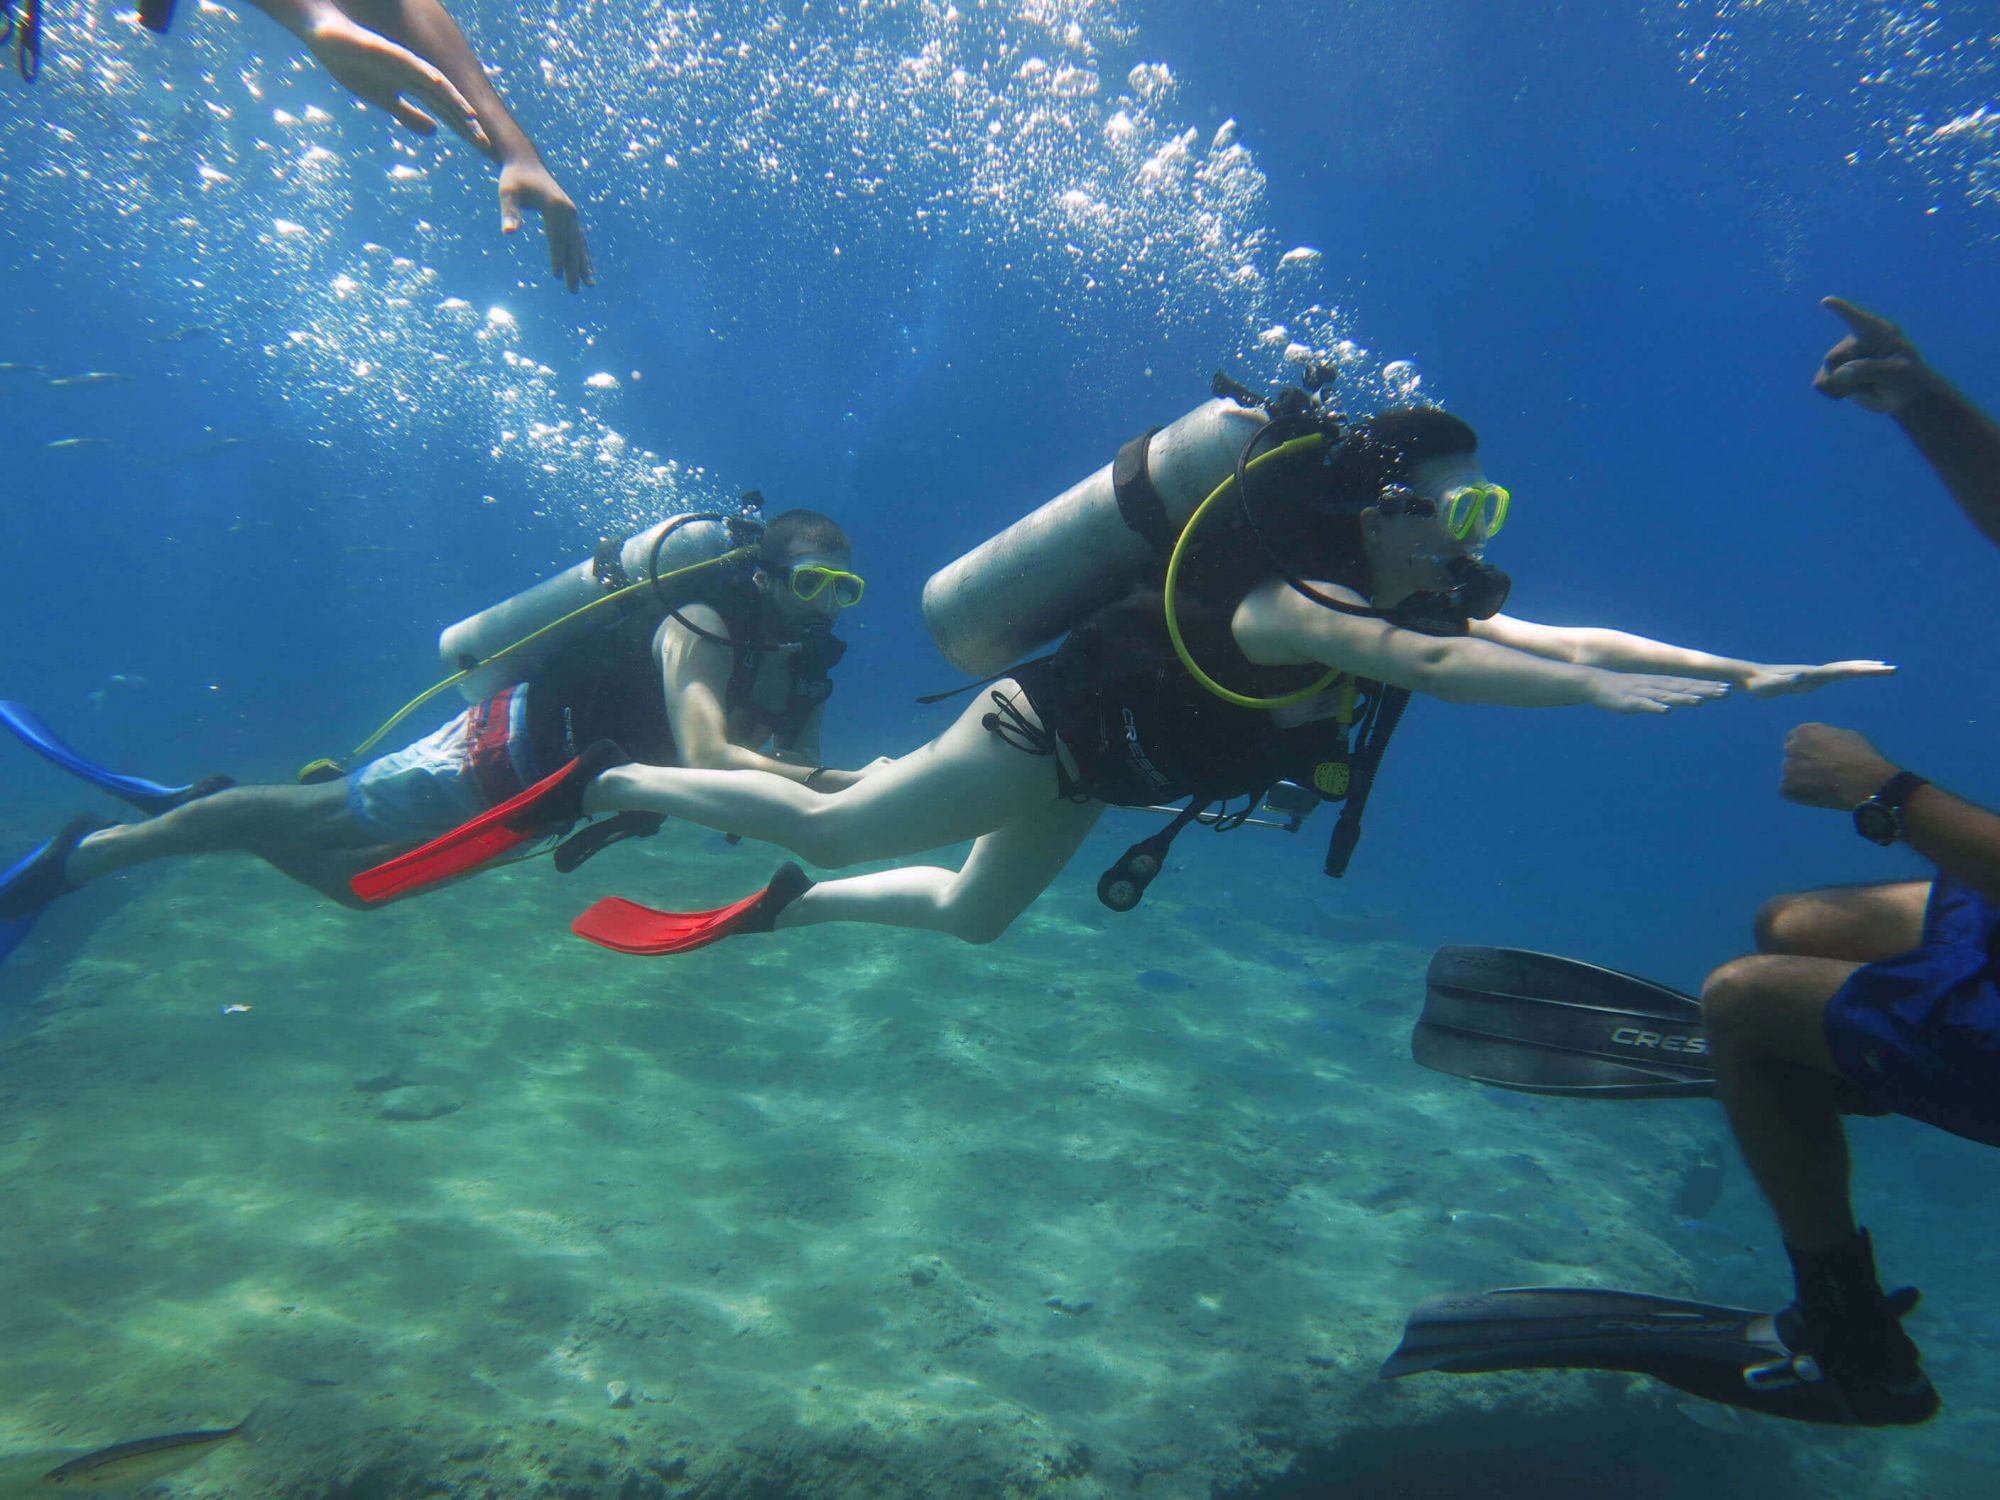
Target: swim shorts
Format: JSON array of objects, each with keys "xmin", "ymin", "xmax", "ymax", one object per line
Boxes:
[
  {"xmin": 1824, "ymin": 874, "xmax": 2000, "ymax": 1148},
  {"xmin": 347, "ymin": 685, "xmax": 542, "ymax": 844}
]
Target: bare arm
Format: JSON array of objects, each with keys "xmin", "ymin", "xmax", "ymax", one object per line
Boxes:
[
  {"xmin": 657, "ymin": 616, "xmax": 823, "ymax": 784},
  {"xmin": 239, "ymin": 0, "xmax": 486, "ymax": 146},
  {"xmin": 1817, "ymin": 297, "xmax": 2000, "ymax": 549},
  {"xmin": 329, "ymin": 0, "xmax": 594, "ymax": 290},
  {"xmin": 1782, "ymin": 723, "xmax": 2000, "ymax": 903},
  {"xmin": 1472, "ymin": 614, "xmax": 1893, "ymax": 697},
  {"xmin": 1233, "ymin": 580, "xmax": 1726, "ymax": 715}
]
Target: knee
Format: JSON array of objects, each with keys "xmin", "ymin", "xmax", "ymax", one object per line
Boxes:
[
  {"xmin": 1753, "ymin": 892, "xmax": 1816, "ymax": 955},
  {"xmin": 788, "ymin": 801, "xmax": 860, "ymax": 870},
  {"xmin": 937, "ymin": 895, "xmax": 1018, "ymax": 946},
  {"xmin": 1700, "ymin": 955, "xmax": 1777, "ymax": 1042}
]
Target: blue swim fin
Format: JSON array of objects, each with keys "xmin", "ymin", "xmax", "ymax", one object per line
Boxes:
[
  {"xmin": 0, "ymin": 815, "xmax": 114, "ymax": 968},
  {"xmin": 0, "ymin": 700, "xmax": 232, "ymax": 816}
]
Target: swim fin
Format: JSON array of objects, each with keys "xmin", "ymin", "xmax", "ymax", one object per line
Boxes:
[
  {"xmin": 0, "ymin": 814, "xmax": 116, "ymax": 967},
  {"xmin": 1383, "ymin": 1285, "xmax": 1861, "ymax": 1425},
  {"xmin": 349, "ymin": 740, "xmax": 632, "ymax": 905},
  {"xmin": 0, "ymin": 700, "xmax": 233, "ymax": 816},
  {"xmin": 1412, "ymin": 945, "xmax": 1714, "ymax": 1099},
  {"xmin": 573, "ymin": 861, "xmax": 814, "ymax": 955}
]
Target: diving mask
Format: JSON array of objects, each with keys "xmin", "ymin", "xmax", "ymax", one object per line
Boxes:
[
  {"xmin": 1377, "ymin": 482, "xmax": 1510, "ymax": 541},
  {"xmin": 781, "ymin": 564, "xmax": 866, "ymax": 608}
]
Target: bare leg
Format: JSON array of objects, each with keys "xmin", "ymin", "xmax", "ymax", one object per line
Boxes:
[
  {"xmin": 62, "ymin": 782, "xmax": 404, "ymax": 909},
  {"xmin": 1702, "ymin": 953, "xmax": 1862, "ymax": 1250},
  {"xmin": 1755, "ymin": 881, "xmax": 1930, "ymax": 962},
  {"xmin": 587, "ymin": 682, "xmax": 1060, "ymax": 868},
  {"xmin": 777, "ymin": 795, "xmax": 1103, "ymax": 942}
]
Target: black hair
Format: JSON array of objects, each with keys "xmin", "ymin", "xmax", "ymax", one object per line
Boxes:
[{"xmin": 760, "ymin": 508, "xmax": 850, "ymax": 566}]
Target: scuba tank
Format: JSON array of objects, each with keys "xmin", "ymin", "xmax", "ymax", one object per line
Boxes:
[
  {"xmin": 441, "ymin": 511, "xmax": 761, "ymax": 702},
  {"xmin": 296, "ymin": 505, "xmax": 764, "ymax": 784},
  {"xmin": 922, "ymin": 397, "xmax": 1270, "ymax": 677}
]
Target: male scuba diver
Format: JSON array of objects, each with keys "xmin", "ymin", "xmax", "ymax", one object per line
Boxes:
[
  {"xmin": 1389, "ymin": 299, "xmax": 2000, "ymax": 1428},
  {"xmin": 0, "ymin": 509, "xmax": 864, "ymax": 962},
  {"xmin": 352, "ymin": 380, "xmax": 1890, "ymax": 956}
]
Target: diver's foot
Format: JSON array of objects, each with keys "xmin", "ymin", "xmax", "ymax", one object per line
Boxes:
[
  {"xmin": 0, "ymin": 814, "xmax": 117, "ymax": 921},
  {"xmin": 509, "ymin": 739, "xmax": 632, "ymax": 832},
  {"xmin": 1778, "ymin": 1232, "xmax": 1942, "ymax": 1426},
  {"xmin": 572, "ymin": 861, "xmax": 815, "ymax": 956}
]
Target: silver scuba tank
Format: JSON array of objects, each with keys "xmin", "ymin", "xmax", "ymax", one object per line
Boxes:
[
  {"xmin": 922, "ymin": 397, "xmax": 1270, "ymax": 677},
  {"xmin": 441, "ymin": 512, "xmax": 757, "ymax": 702}
]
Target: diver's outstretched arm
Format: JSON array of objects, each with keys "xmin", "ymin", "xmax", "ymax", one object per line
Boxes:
[
  {"xmin": 1235, "ymin": 579, "xmax": 1727, "ymax": 714},
  {"xmin": 1817, "ymin": 297, "xmax": 2000, "ymax": 549},
  {"xmin": 1469, "ymin": 614, "xmax": 1894, "ymax": 699}
]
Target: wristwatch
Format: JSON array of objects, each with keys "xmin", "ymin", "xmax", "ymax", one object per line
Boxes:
[{"xmin": 1853, "ymin": 771, "xmax": 1929, "ymax": 846}]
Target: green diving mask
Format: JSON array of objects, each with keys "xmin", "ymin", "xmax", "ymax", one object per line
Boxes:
[{"xmin": 782, "ymin": 564, "xmax": 866, "ymax": 608}]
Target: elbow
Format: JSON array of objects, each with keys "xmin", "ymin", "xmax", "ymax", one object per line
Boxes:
[{"xmin": 1397, "ymin": 644, "xmax": 1457, "ymax": 699}]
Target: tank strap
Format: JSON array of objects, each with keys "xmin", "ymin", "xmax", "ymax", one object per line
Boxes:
[
  {"xmin": 1323, "ymin": 685, "xmax": 1412, "ymax": 877},
  {"xmin": 1113, "ymin": 427, "xmax": 1172, "ymax": 553}
]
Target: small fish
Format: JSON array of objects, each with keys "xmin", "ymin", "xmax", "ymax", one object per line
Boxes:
[
  {"xmin": 222, "ymin": 1004, "xmax": 252, "ymax": 1015},
  {"xmin": 48, "ymin": 371, "xmax": 132, "ymax": 387},
  {"xmin": 152, "ymin": 325, "xmax": 214, "ymax": 345},
  {"xmin": 45, "ymin": 437, "xmax": 114, "ymax": 451},
  {"xmin": 43, "ymin": 1409, "xmax": 255, "ymax": 1488},
  {"xmin": 0, "ymin": 359, "xmax": 46, "ymax": 374}
]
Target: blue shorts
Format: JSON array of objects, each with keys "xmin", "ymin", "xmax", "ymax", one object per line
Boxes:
[
  {"xmin": 347, "ymin": 686, "xmax": 542, "ymax": 844},
  {"xmin": 1824, "ymin": 875, "xmax": 2000, "ymax": 1148}
]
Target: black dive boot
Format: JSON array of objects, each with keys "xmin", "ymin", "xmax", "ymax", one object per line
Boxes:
[{"xmin": 1776, "ymin": 1229, "xmax": 1941, "ymax": 1426}]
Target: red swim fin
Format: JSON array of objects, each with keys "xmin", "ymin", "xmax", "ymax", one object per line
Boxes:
[
  {"xmin": 572, "ymin": 862, "xmax": 813, "ymax": 956},
  {"xmin": 351, "ymin": 742, "xmax": 631, "ymax": 905}
]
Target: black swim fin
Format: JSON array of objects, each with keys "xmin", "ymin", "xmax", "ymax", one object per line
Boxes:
[
  {"xmin": 1383, "ymin": 1285, "xmax": 1858, "ymax": 1425},
  {"xmin": 1412, "ymin": 945, "xmax": 1713, "ymax": 1099}
]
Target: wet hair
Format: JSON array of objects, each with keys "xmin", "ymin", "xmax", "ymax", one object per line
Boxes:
[
  {"xmin": 1179, "ymin": 406, "xmax": 1481, "ymax": 597},
  {"xmin": 760, "ymin": 508, "xmax": 850, "ymax": 566}
]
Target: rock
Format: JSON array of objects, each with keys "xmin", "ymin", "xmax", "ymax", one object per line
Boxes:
[
  {"xmin": 372, "ymin": 1085, "xmax": 462, "ymax": 1122},
  {"xmin": 606, "ymin": 1381, "xmax": 634, "ymax": 1409}
]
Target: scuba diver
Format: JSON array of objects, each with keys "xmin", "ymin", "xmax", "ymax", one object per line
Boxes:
[
  {"xmin": 1387, "ymin": 300, "xmax": 2000, "ymax": 1429},
  {"xmin": 350, "ymin": 378, "xmax": 1891, "ymax": 956},
  {"xmin": 0, "ymin": 508, "xmax": 863, "ymax": 962},
  {"xmin": 5, "ymin": 0, "xmax": 591, "ymax": 291}
]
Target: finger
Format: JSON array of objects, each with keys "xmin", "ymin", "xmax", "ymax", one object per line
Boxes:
[
  {"xmin": 391, "ymin": 98, "xmax": 440, "ymax": 136},
  {"xmin": 1822, "ymin": 296, "xmax": 1900, "ymax": 343},
  {"xmin": 499, "ymin": 182, "xmax": 522, "ymax": 235},
  {"xmin": 412, "ymin": 79, "xmax": 489, "ymax": 153},
  {"xmin": 1820, "ymin": 357, "xmax": 1902, "ymax": 394}
]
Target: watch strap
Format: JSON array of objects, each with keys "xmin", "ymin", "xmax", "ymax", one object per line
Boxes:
[{"xmin": 1875, "ymin": 771, "xmax": 1929, "ymax": 814}]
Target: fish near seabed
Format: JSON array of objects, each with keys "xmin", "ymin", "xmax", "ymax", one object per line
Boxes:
[{"xmin": 41, "ymin": 1408, "xmax": 256, "ymax": 1489}]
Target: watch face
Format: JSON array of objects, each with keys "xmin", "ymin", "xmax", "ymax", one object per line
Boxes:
[{"xmin": 1855, "ymin": 800, "xmax": 1899, "ymax": 846}]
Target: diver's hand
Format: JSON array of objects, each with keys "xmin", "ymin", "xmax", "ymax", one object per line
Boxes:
[
  {"xmin": 1742, "ymin": 660, "xmax": 1897, "ymax": 697},
  {"xmin": 499, "ymin": 155, "xmax": 596, "ymax": 292},
  {"xmin": 1781, "ymin": 723, "xmax": 1899, "ymax": 810},
  {"xmin": 1814, "ymin": 298, "xmax": 1943, "ymax": 415},
  {"xmin": 303, "ymin": 12, "xmax": 489, "ymax": 150},
  {"xmin": 805, "ymin": 758, "xmax": 895, "ymax": 793},
  {"xmin": 1586, "ymin": 671, "xmax": 1728, "ymax": 715}
]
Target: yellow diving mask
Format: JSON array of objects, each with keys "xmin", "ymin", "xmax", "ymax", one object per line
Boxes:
[
  {"xmin": 1440, "ymin": 482, "xmax": 1511, "ymax": 542},
  {"xmin": 783, "ymin": 564, "xmax": 866, "ymax": 608}
]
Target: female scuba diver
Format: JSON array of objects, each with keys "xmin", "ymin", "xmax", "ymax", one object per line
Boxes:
[{"xmin": 353, "ymin": 398, "xmax": 1892, "ymax": 955}]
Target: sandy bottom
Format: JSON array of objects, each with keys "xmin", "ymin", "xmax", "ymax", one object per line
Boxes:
[{"xmin": 2, "ymin": 821, "xmax": 1995, "ymax": 1498}]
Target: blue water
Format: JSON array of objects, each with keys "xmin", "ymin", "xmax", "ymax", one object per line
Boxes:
[{"xmin": 3, "ymin": 1, "xmax": 1998, "ymax": 1493}]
